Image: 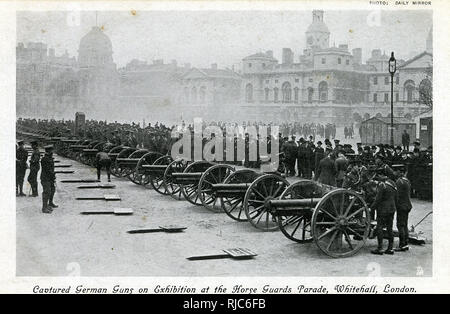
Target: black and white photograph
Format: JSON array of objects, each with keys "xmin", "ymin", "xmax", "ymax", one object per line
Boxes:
[{"xmin": 1, "ymin": 0, "xmax": 449, "ymax": 295}]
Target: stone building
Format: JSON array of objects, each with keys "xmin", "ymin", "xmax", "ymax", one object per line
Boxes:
[{"xmin": 240, "ymin": 10, "xmax": 432, "ymax": 124}]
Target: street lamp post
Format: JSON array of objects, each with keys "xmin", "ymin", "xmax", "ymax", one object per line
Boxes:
[{"xmin": 389, "ymin": 52, "xmax": 397, "ymax": 146}]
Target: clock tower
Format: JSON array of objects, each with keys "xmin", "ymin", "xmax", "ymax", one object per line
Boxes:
[{"xmin": 305, "ymin": 10, "xmax": 330, "ymax": 50}]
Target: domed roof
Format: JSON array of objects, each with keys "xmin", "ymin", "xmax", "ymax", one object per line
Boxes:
[{"xmin": 79, "ymin": 27, "xmax": 112, "ymax": 54}]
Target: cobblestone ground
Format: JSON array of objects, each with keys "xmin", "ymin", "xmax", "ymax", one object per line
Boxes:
[{"xmin": 16, "ymin": 154, "xmax": 432, "ymax": 277}]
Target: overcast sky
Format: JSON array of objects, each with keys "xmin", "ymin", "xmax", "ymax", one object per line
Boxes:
[{"xmin": 17, "ymin": 10, "xmax": 432, "ymax": 69}]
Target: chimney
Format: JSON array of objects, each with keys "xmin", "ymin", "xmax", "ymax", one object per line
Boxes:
[
  {"xmin": 266, "ymin": 50, "xmax": 273, "ymax": 58},
  {"xmin": 352, "ymin": 48, "xmax": 362, "ymax": 65},
  {"xmin": 211, "ymin": 63, "xmax": 218, "ymax": 70},
  {"xmin": 282, "ymin": 48, "xmax": 293, "ymax": 65}
]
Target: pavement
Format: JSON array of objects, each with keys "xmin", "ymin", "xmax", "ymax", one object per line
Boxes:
[{"xmin": 16, "ymin": 153, "xmax": 433, "ymax": 277}]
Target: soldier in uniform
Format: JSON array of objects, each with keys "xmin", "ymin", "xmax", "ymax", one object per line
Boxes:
[
  {"xmin": 335, "ymin": 150, "xmax": 348, "ymax": 188},
  {"xmin": 394, "ymin": 166, "xmax": 412, "ymax": 251},
  {"xmin": 16, "ymin": 140, "xmax": 28, "ymax": 196},
  {"xmin": 402, "ymin": 129, "xmax": 410, "ymax": 152},
  {"xmin": 314, "ymin": 141, "xmax": 325, "ymax": 174},
  {"xmin": 27, "ymin": 141, "xmax": 40, "ymax": 197},
  {"xmin": 40, "ymin": 145, "xmax": 58, "ymax": 213},
  {"xmin": 96, "ymin": 147, "xmax": 112, "ymax": 182},
  {"xmin": 370, "ymin": 176, "xmax": 398, "ymax": 255},
  {"xmin": 314, "ymin": 151, "xmax": 336, "ymax": 186}
]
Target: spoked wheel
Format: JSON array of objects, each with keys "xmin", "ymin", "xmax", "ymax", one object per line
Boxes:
[
  {"xmin": 244, "ymin": 174, "xmax": 289, "ymax": 231},
  {"xmin": 148, "ymin": 155, "xmax": 173, "ymax": 194},
  {"xmin": 181, "ymin": 161, "xmax": 215, "ymax": 206},
  {"xmin": 127, "ymin": 149, "xmax": 150, "ymax": 185},
  {"xmin": 277, "ymin": 180, "xmax": 323, "ymax": 243},
  {"xmin": 311, "ymin": 189, "xmax": 371, "ymax": 258},
  {"xmin": 198, "ymin": 164, "xmax": 235, "ymax": 213},
  {"xmin": 221, "ymin": 169, "xmax": 260, "ymax": 222},
  {"xmin": 111, "ymin": 147, "xmax": 134, "ymax": 178},
  {"xmin": 163, "ymin": 159, "xmax": 189, "ymax": 200}
]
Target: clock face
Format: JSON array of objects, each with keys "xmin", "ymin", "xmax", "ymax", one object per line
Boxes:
[{"xmin": 307, "ymin": 36, "xmax": 313, "ymax": 45}]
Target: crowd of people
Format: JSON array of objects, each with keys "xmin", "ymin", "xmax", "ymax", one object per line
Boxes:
[{"xmin": 16, "ymin": 117, "xmax": 432, "ymax": 254}]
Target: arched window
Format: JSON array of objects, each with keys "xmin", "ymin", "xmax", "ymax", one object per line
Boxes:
[
  {"xmin": 199, "ymin": 86, "xmax": 206, "ymax": 104},
  {"xmin": 307, "ymin": 88, "xmax": 314, "ymax": 103},
  {"xmin": 418, "ymin": 79, "xmax": 432, "ymax": 105},
  {"xmin": 294, "ymin": 87, "xmax": 299, "ymax": 103},
  {"xmin": 191, "ymin": 87, "xmax": 197, "ymax": 103},
  {"xmin": 281, "ymin": 82, "xmax": 292, "ymax": 103},
  {"xmin": 318, "ymin": 81, "xmax": 328, "ymax": 102},
  {"xmin": 404, "ymin": 80, "xmax": 415, "ymax": 104},
  {"xmin": 264, "ymin": 88, "xmax": 270, "ymax": 102},
  {"xmin": 245, "ymin": 83, "xmax": 253, "ymax": 102},
  {"xmin": 274, "ymin": 87, "xmax": 279, "ymax": 102}
]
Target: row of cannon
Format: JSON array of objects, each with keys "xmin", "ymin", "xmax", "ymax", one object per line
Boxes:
[{"xmin": 52, "ymin": 138, "xmax": 373, "ymax": 258}]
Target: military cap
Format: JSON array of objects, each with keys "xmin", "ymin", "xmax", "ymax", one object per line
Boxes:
[
  {"xmin": 356, "ymin": 143, "xmax": 362, "ymax": 146},
  {"xmin": 395, "ymin": 145, "xmax": 402, "ymax": 151},
  {"xmin": 299, "ymin": 137, "xmax": 305, "ymax": 142},
  {"xmin": 413, "ymin": 141, "xmax": 421, "ymax": 146},
  {"xmin": 317, "ymin": 141, "xmax": 323, "ymax": 145},
  {"xmin": 44, "ymin": 145, "xmax": 54, "ymax": 152},
  {"xmin": 17, "ymin": 140, "xmax": 24, "ymax": 145},
  {"xmin": 371, "ymin": 145, "xmax": 377, "ymax": 149},
  {"xmin": 363, "ymin": 146, "xmax": 370, "ymax": 151},
  {"xmin": 334, "ymin": 139, "xmax": 340, "ymax": 143},
  {"xmin": 30, "ymin": 141, "xmax": 38, "ymax": 146},
  {"xmin": 291, "ymin": 135, "xmax": 296, "ymax": 139}
]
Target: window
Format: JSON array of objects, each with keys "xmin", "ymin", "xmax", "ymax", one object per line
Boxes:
[
  {"xmin": 404, "ymin": 80, "xmax": 415, "ymax": 103},
  {"xmin": 309, "ymin": 78, "xmax": 313, "ymax": 83},
  {"xmin": 384, "ymin": 93, "xmax": 389, "ymax": 103},
  {"xmin": 295, "ymin": 78, "xmax": 299, "ymax": 83},
  {"xmin": 338, "ymin": 57, "xmax": 341, "ymax": 64},
  {"xmin": 321, "ymin": 58, "xmax": 326, "ymax": 64},
  {"xmin": 265, "ymin": 80, "xmax": 269, "ymax": 84},
  {"xmin": 294, "ymin": 87, "xmax": 299, "ymax": 102},
  {"xmin": 396, "ymin": 92, "xmax": 399, "ymax": 102},
  {"xmin": 264, "ymin": 88, "xmax": 270, "ymax": 102},
  {"xmin": 282, "ymin": 82, "xmax": 292, "ymax": 103},
  {"xmin": 396, "ymin": 76, "xmax": 400, "ymax": 85},
  {"xmin": 248, "ymin": 63, "xmax": 252, "ymax": 68},
  {"xmin": 346, "ymin": 59, "xmax": 350, "ymax": 65},
  {"xmin": 318, "ymin": 81, "xmax": 328, "ymax": 102},
  {"xmin": 373, "ymin": 93, "xmax": 378, "ymax": 102},
  {"xmin": 385, "ymin": 77, "xmax": 389, "ymax": 85},
  {"xmin": 262, "ymin": 63, "xmax": 266, "ymax": 68},
  {"xmin": 274, "ymin": 88, "xmax": 279, "ymax": 102},
  {"xmin": 307, "ymin": 88, "xmax": 313, "ymax": 103},
  {"xmin": 275, "ymin": 79, "xmax": 279, "ymax": 83},
  {"xmin": 374, "ymin": 77, "xmax": 378, "ymax": 85}
]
